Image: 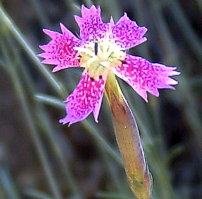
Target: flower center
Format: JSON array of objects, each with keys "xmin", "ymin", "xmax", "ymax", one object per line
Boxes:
[{"xmin": 74, "ymin": 37, "xmax": 126, "ymax": 80}]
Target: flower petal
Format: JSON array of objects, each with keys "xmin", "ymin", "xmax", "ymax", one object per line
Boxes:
[
  {"xmin": 74, "ymin": 5, "xmax": 110, "ymax": 41},
  {"xmin": 38, "ymin": 23, "xmax": 82, "ymax": 72},
  {"xmin": 59, "ymin": 70, "xmax": 106, "ymax": 125},
  {"xmin": 111, "ymin": 13, "xmax": 147, "ymax": 49},
  {"xmin": 113, "ymin": 55, "xmax": 180, "ymax": 102},
  {"xmin": 93, "ymin": 92, "xmax": 104, "ymax": 122}
]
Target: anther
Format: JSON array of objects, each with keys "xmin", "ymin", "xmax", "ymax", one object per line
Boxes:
[{"xmin": 94, "ymin": 42, "xmax": 98, "ymax": 55}]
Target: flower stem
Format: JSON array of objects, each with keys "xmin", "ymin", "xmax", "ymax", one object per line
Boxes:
[{"xmin": 105, "ymin": 73, "xmax": 152, "ymax": 199}]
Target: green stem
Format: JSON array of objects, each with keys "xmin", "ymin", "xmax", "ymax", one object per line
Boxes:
[
  {"xmin": 105, "ymin": 73, "xmax": 152, "ymax": 199},
  {"xmin": 0, "ymin": 4, "xmax": 66, "ymax": 99},
  {"xmin": 0, "ymin": 166, "xmax": 21, "ymax": 199},
  {"xmin": 1, "ymin": 32, "xmax": 63, "ymax": 199}
]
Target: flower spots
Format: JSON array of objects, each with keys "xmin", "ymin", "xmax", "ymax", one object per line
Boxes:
[
  {"xmin": 39, "ymin": 5, "xmax": 180, "ymax": 125},
  {"xmin": 59, "ymin": 71, "xmax": 106, "ymax": 125}
]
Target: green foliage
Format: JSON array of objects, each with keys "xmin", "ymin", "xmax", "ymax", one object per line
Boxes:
[{"xmin": 0, "ymin": 0, "xmax": 202, "ymax": 199}]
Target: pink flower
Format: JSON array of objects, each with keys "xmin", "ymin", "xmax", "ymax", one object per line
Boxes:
[{"xmin": 38, "ymin": 5, "xmax": 180, "ymax": 125}]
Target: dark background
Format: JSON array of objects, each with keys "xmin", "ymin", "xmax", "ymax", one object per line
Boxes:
[{"xmin": 1, "ymin": 0, "xmax": 202, "ymax": 199}]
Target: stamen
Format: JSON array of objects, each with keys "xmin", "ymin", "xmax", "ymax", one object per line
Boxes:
[
  {"xmin": 74, "ymin": 46, "xmax": 95, "ymax": 57},
  {"xmin": 76, "ymin": 37, "xmax": 126, "ymax": 73},
  {"xmin": 94, "ymin": 42, "xmax": 98, "ymax": 55}
]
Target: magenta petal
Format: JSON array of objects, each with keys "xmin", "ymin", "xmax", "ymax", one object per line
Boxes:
[
  {"xmin": 59, "ymin": 71, "xmax": 106, "ymax": 125},
  {"xmin": 38, "ymin": 23, "xmax": 82, "ymax": 72},
  {"xmin": 111, "ymin": 13, "xmax": 147, "ymax": 49},
  {"xmin": 113, "ymin": 55, "xmax": 180, "ymax": 102},
  {"xmin": 93, "ymin": 92, "xmax": 104, "ymax": 122},
  {"xmin": 74, "ymin": 5, "xmax": 110, "ymax": 41}
]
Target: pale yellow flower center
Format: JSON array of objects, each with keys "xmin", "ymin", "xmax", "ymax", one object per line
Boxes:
[{"xmin": 74, "ymin": 36, "xmax": 126, "ymax": 80}]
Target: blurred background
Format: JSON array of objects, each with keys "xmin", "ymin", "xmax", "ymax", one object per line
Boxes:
[{"xmin": 0, "ymin": 0, "xmax": 202, "ymax": 198}]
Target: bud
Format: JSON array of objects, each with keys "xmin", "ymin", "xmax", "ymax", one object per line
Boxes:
[{"xmin": 105, "ymin": 73, "xmax": 152, "ymax": 199}]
